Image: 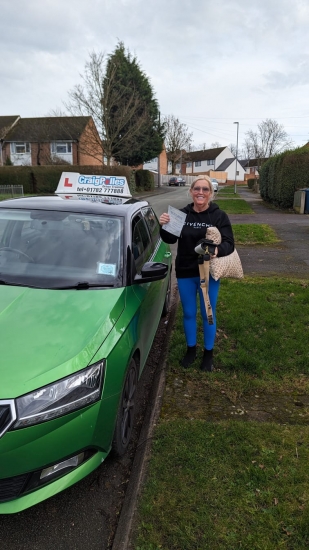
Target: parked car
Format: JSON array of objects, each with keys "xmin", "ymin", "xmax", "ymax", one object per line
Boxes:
[
  {"xmin": 168, "ymin": 177, "xmax": 186, "ymax": 186},
  {"xmin": 0, "ymin": 172, "xmax": 172, "ymax": 513},
  {"xmin": 210, "ymin": 178, "xmax": 219, "ymax": 192}
]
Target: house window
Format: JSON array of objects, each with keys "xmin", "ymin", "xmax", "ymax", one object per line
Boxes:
[
  {"xmin": 194, "ymin": 161, "xmax": 201, "ymax": 167},
  {"xmin": 207, "ymin": 159, "xmax": 214, "ymax": 166},
  {"xmin": 11, "ymin": 143, "xmax": 30, "ymax": 154},
  {"xmin": 187, "ymin": 162, "xmax": 192, "ymax": 167},
  {"xmin": 176, "ymin": 163, "xmax": 180, "ymax": 169},
  {"xmin": 51, "ymin": 142, "xmax": 72, "ymax": 154}
]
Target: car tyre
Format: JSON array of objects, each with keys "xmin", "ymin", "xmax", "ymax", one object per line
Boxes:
[
  {"xmin": 161, "ymin": 273, "xmax": 171, "ymax": 317},
  {"xmin": 112, "ymin": 358, "xmax": 138, "ymax": 457}
]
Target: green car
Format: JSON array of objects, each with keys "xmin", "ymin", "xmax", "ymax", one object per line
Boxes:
[{"xmin": 0, "ymin": 173, "xmax": 172, "ymax": 513}]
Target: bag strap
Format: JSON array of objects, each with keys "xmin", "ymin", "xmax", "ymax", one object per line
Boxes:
[{"xmin": 198, "ymin": 254, "xmax": 214, "ymax": 325}]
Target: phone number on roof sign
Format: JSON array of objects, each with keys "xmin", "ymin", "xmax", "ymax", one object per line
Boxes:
[
  {"xmin": 77, "ymin": 186, "xmax": 124, "ymax": 194},
  {"xmin": 78, "ymin": 175, "xmax": 126, "ymax": 186}
]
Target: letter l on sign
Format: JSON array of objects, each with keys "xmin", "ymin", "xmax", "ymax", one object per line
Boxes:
[{"xmin": 64, "ymin": 177, "xmax": 73, "ymax": 187}]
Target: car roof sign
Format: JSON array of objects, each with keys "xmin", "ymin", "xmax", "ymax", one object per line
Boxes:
[{"xmin": 56, "ymin": 172, "xmax": 132, "ymax": 198}]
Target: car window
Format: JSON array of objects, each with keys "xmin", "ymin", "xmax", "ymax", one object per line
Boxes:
[
  {"xmin": 132, "ymin": 214, "xmax": 152, "ymax": 273},
  {"xmin": 0, "ymin": 209, "xmax": 124, "ymax": 288},
  {"xmin": 141, "ymin": 207, "xmax": 160, "ymax": 246}
]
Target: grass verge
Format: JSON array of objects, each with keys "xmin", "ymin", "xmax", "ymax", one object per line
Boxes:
[
  {"xmin": 218, "ymin": 187, "xmax": 240, "ymax": 197},
  {"xmin": 132, "ymin": 276, "xmax": 309, "ymax": 549},
  {"xmin": 213, "ymin": 198, "xmax": 254, "ymax": 214},
  {"xmin": 233, "ymin": 224, "xmax": 280, "ymax": 245},
  {"xmin": 134, "ymin": 421, "xmax": 309, "ymax": 550},
  {"xmin": 168, "ymin": 277, "xmax": 309, "ymax": 385}
]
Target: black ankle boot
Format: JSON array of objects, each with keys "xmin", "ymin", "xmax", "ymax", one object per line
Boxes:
[
  {"xmin": 200, "ymin": 348, "xmax": 214, "ymax": 372},
  {"xmin": 180, "ymin": 345, "xmax": 197, "ymax": 368}
]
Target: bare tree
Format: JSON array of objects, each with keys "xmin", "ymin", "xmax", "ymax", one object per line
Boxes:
[
  {"xmin": 244, "ymin": 118, "xmax": 294, "ymax": 170},
  {"xmin": 211, "ymin": 141, "xmax": 222, "ymax": 148},
  {"xmin": 63, "ymin": 49, "xmax": 162, "ymax": 166},
  {"xmin": 229, "ymin": 143, "xmax": 247, "ymax": 160},
  {"xmin": 163, "ymin": 115, "xmax": 193, "ymax": 173}
]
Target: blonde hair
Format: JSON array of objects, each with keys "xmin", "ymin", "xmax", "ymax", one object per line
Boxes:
[{"xmin": 190, "ymin": 175, "xmax": 214, "ymax": 200}]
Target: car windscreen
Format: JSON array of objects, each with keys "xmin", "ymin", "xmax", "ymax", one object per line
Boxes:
[{"xmin": 0, "ymin": 209, "xmax": 124, "ymax": 289}]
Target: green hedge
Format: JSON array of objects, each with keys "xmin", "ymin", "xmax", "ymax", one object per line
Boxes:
[
  {"xmin": 135, "ymin": 169, "xmax": 154, "ymax": 191},
  {"xmin": 247, "ymin": 178, "xmax": 256, "ymax": 189},
  {"xmin": 259, "ymin": 147, "xmax": 309, "ymax": 208},
  {"xmin": 0, "ymin": 165, "xmax": 136, "ymax": 195}
]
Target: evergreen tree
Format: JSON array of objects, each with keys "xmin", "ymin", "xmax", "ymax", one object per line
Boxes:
[{"xmin": 104, "ymin": 42, "xmax": 164, "ymax": 166}]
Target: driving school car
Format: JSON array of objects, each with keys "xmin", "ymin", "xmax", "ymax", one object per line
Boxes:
[{"xmin": 0, "ymin": 172, "xmax": 172, "ymax": 513}]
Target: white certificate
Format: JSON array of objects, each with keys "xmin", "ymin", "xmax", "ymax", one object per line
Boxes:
[{"xmin": 163, "ymin": 205, "xmax": 187, "ymax": 237}]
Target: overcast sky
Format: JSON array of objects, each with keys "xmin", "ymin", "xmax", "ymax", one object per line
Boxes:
[{"xmin": 1, "ymin": 0, "xmax": 309, "ymax": 152}]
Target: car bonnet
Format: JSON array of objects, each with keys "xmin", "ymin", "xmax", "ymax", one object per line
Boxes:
[{"xmin": 0, "ymin": 286, "xmax": 126, "ymax": 398}]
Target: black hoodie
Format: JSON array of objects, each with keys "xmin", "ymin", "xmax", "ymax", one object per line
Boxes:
[{"xmin": 160, "ymin": 202, "xmax": 234, "ymax": 279}]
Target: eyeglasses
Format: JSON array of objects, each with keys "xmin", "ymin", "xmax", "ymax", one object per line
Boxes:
[{"xmin": 192, "ymin": 186, "xmax": 210, "ymax": 192}]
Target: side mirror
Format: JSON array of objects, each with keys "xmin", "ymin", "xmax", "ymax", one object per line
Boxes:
[{"xmin": 133, "ymin": 262, "xmax": 168, "ymax": 284}]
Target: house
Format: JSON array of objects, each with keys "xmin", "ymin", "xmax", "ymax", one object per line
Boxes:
[
  {"xmin": 215, "ymin": 156, "xmax": 246, "ymax": 182},
  {"xmin": 0, "ymin": 116, "xmax": 103, "ymax": 166},
  {"xmin": 143, "ymin": 147, "xmax": 168, "ymax": 174},
  {"xmin": 185, "ymin": 147, "xmax": 245, "ymax": 181},
  {"xmin": 240, "ymin": 158, "xmax": 268, "ymax": 179},
  {"xmin": 0, "ymin": 115, "xmax": 20, "ymax": 165}
]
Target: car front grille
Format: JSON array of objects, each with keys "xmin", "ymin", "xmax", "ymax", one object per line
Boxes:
[{"xmin": 0, "ymin": 473, "xmax": 31, "ymax": 503}]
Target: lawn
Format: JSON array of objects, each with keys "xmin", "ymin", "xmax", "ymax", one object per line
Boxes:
[
  {"xmin": 135, "ymin": 421, "xmax": 309, "ymax": 550},
  {"xmin": 213, "ymin": 198, "xmax": 254, "ymax": 214},
  {"xmin": 233, "ymin": 224, "xmax": 280, "ymax": 245},
  {"xmin": 218, "ymin": 186, "xmax": 240, "ymax": 197},
  {"xmin": 132, "ymin": 277, "xmax": 309, "ymax": 550}
]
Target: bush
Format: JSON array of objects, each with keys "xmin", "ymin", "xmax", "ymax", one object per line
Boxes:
[
  {"xmin": 259, "ymin": 147, "xmax": 309, "ymax": 208},
  {"xmin": 135, "ymin": 169, "xmax": 155, "ymax": 191},
  {"xmin": 247, "ymin": 178, "xmax": 256, "ymax": 189}
]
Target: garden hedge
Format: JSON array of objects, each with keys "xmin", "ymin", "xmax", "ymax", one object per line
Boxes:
[
  {"xmin": 0, "ymin": 165, "xmax": 154, "ymax": 195},
  {"xmin": 259, "ymin": 147, "xmax": 309, "ymax": 208},
  {"xmin": 135, "ymin": 168, "xmax": 155, "ymax": 191}
]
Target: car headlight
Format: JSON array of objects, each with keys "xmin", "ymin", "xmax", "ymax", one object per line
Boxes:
[{"xmin": 14, "ymin": 361, "xmax": 105, "ymax": 428}]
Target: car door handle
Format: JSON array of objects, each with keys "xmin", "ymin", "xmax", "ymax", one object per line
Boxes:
[{"xmin": 164, "ymin": 252, "xmax": 172, "ymax": 258}]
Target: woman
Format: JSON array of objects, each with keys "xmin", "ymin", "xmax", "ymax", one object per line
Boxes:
[{"xmin": 159, "ymin": 175, "xmax": 234, "ymax": 371}]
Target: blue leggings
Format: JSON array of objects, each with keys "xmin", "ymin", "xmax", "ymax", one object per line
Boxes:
[{"xmin": 177, "ymin": 276, "xmax": 220, "ymax": 350}]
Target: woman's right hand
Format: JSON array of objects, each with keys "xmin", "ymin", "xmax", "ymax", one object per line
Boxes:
[{"xmin": 159, "ymin": 213, "xmax": 170, "ymax": 226}]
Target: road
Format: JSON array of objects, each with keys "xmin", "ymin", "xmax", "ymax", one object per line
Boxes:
[
  {"xmin": 146, "ymin": 184, "xmax": 189, "ymax": 218},
  {"xmin": 0, "ymin": 186, "xmax": 186, "ymax": 550}
]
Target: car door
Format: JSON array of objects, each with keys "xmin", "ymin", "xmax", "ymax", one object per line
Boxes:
[{"xmin": 131, "ymin": 210, "xmax": 170, "ymax": 369}]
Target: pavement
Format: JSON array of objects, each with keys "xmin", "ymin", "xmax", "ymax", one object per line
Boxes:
[
  {"xmin": 112, "ymin": 185, "xmax": 309, "ymax": 550},
  {"xmin": 229, "ymin": 187, "xmax": 309, "ymax": 277}
]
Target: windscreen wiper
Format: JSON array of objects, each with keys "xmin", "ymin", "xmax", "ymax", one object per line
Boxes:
[
  {"xmin": 53, "ymin": 281, "xmax": 114, "ymax": 290},
  {"xmin": 0, "ymin": 279, "xmax": 36, "ymax": 288}
]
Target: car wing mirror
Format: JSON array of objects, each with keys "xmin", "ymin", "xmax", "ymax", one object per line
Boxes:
[{"xmin": 133, "ymin": 262, "xmax": 168, "ymax": 284}]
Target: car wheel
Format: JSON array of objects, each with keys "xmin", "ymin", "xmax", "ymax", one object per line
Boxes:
[
  {"xmin": 112, "ymin": 358, "xmax": 138, "ymax": 457},
  {"xmin": 161, "ymin": 273, "xmax": 171, "ymax": 317}
]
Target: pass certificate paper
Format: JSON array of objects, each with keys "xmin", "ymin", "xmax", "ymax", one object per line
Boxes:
[{"xmin": 163, "ymin": 205, "xmax": 187, "ymax": 237}]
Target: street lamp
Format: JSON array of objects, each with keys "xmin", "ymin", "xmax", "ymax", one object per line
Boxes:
[{"xmin": 233, "ymin": 122, "xmax": 239, "ymax": 194}]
